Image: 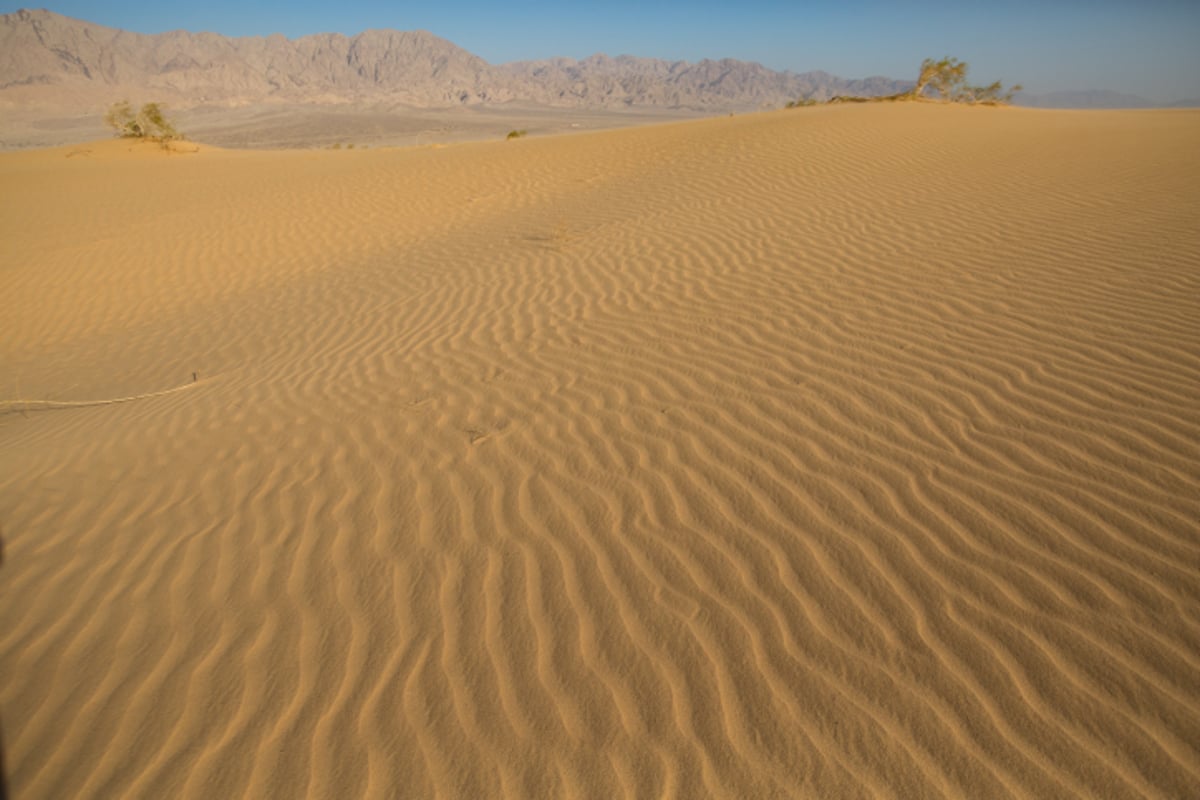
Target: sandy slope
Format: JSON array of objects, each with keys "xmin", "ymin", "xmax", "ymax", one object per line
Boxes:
[{"xmin": 1, "ymin": 104, "xmax": 1198, "ymax": 799}]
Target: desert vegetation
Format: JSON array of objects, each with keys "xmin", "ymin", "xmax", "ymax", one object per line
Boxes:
[
  {"xmin": 901, "ymin": 57, "xmax": 1021, "ymax": 103},
  {"xmin": 506, "ymin": 129, "xmax": 527, "ymax": 140},
  {"xmin": 797, "ymin": 57, "xmax": 1021, "ymax": 107},
  {"xmin": 104, "ymin": 101, "xmax": 183, "ymax": 144}
]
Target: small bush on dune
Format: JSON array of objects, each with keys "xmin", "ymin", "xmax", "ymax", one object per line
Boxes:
[
  {"xmin": 900, "ymin": 57, "xmax": 1021, "ymax": 104},
  {"xmin": 506, "ymin": 129, "xmax": 527, "ymax": 140},
  {"xmin": 788, "ymin": 57, "xmax": 1020, "ymax": 108},
  {"xmin": 105, "ymin": 101, "xmax": 183, "ymax": 146},
  {"xmin": 960, "ymin": 79, "xmax": 1024, "ymax": 105}
]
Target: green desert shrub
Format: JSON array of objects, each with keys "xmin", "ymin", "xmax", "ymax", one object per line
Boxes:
[
  {"xmin": 506, "ymin": 129, "xmax": 527, "ymax": 140},
  {"xmin": 105, "ymin": 101, "xmax": 183, "ymax": 144},
  {"xmin": 902, "ymin": 57, "xmax": 1021, "ymax": 104},
  {"xmin": 823, "ymin": 58, "xmax": 1020, "ymax": 106}
]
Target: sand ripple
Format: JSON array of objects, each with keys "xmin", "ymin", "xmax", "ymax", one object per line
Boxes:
[{"xmin": 2, "ymin": 105, "xmax": 1198, "ymax": 798}]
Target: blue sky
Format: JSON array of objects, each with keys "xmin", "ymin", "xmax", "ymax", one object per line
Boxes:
[{"xmin": 8, "ymin": 1, "xmax": 1200, "ymax": 101}]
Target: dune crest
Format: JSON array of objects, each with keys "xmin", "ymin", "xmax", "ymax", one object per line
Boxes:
[{"xmin": 2, "ymin": 104, "xmax": 1198, "ymax": 798}]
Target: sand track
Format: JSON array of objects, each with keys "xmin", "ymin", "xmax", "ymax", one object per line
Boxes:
[{"xmin": 2, "ymin": 104, "xmax": 1198, "ymax": 798}]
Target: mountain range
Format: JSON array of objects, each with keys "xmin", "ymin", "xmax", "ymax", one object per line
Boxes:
[
  {"xmin": 0, "ymin": 8, "xmax": 909, "ymax": 112},
  {"xmin": 1, "ymin": 8, "xmax": 1178, "ymax": 125}
]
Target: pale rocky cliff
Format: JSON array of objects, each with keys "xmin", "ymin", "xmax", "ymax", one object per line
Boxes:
[{"xmin": 0, "ymin": 8, "xmax": 907, "ymax": 111}]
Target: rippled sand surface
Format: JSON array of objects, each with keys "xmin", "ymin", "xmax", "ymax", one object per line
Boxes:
[{"xmin": 2, "ymin": 104, "xmax": 1198, "ymax": 798}]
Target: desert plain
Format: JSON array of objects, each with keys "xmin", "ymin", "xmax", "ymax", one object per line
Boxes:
[{"xmin": 1, "ymin": 103, "xmax": 1198, "ymax": 798}]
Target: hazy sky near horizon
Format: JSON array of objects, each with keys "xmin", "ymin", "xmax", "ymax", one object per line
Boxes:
[{"xmin": 6, "ymin": 1, "xmax": 1199, "ymax": 101}]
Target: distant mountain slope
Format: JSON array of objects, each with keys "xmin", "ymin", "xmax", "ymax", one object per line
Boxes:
[
  {"xmin": 0, "ymin": 9, "xmax": 502, "ymax": 106},
  {"xmin": 497, "ymin": 56, "xmax": 905, "ymax": 108},
  {"xmin": 1014, "ymin": 89, "xmax": 1155, "ymax": 109},
  {"xmin": 0, "ymin": 8, "xmax": 907, "ymax": 110},
  {"xmin": 3, "ymin": 9, "xmax": 1180, "ymax": 114}
]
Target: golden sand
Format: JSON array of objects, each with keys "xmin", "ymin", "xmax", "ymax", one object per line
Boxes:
[{"xmin": 2, "ymin": 104, "xmax": 1198, "ymax": 798}]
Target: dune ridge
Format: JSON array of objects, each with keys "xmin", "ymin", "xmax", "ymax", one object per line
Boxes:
[{"xmin": 1, "ymin": 104, "xmax": 1198, "ymax": 798}]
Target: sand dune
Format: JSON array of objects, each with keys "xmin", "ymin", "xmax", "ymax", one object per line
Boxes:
[{"xmin": 1, "ymin": 104, "xmax": 1198, "ymax": 798}]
